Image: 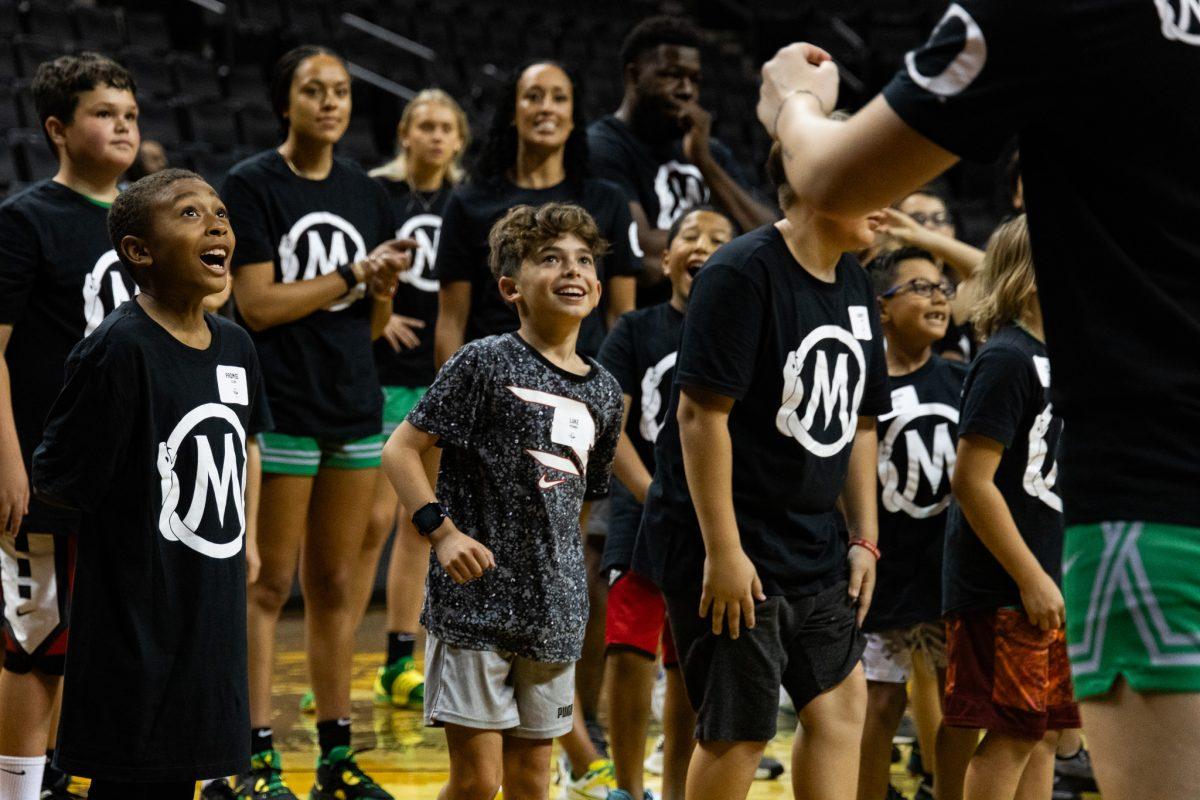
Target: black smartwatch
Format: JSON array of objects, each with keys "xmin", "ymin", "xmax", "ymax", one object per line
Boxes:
[
  {"xmin": 412, "ymin": 501, "xmax": 447, "ymax": 537},
  {"xmin": 336, "ymin": 261, "xmax": 360, "ymax": 290}
]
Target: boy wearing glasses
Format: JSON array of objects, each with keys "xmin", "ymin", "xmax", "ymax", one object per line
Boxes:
[{"xmin": 855, "ymin": 247, "xmax": 979, "ymax": 800}]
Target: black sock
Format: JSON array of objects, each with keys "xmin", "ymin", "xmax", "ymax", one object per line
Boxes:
[
  {"xmin": 251, "ymin": 727, "xmax": 273, "ymax": 755},
  {"xmin": 386, "ymin": 632, "xmax": 416, "ymax": 664},
  {"xmin": 316, "ymin": 718, "xmax": 351, "ymax": 756}
]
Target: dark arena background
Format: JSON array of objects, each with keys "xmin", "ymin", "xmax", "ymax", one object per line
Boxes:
[{"xmin": 0, "ymin": 0, "xmax": 1010, "ymax": 244}]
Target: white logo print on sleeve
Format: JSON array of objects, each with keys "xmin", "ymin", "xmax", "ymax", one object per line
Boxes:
[
  {"xmin": 277, "ymin": 211, "xmax": 367, "ymax": 311},
  {"xmin": 157, "ymin": 403, "xmax": 248, "ymax": 559},
  {"xmin": 1023, "ymin": 402, "xmax": 1062, "ymax": 512},
  {"xmin": 905, "ymin": 3, "xmax": 987, "ymax": 96},
  {"xmin": 878, "ymin": 402, "xmax": 959, "ymax": 519},
  {"xmin": 1156, "ymin": 0, "xmax": 1200, "ymax": 44},
  {"xmin": 776, "ymin": 325, "xmax": 866, "ymax": 458},
  {"xmin": 653, "ymin": 161, "xmax": 709, "ymax": 229},
  {"xmin": 508, "ymin": 386, "xmax": 596, "ymax": 489},
  {"xmin": 82, "ymin": 250, "xmax": 140, "ymax": 336},
  {"xmin": 396, "ymin": 213, "xmax": 441, "ymax": 293},
  {"xmin": 639, "ymin": 351, "xmax": 677, "ymax": 443}
]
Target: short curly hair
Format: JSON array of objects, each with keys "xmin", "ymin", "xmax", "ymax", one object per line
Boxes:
[
  {"xmin": 618, "ymin": 16, "xmax": 702, "ymax": 68},
  {"xmin": 487, "ymin": 203, "xmax": 609, "ymax": 282},
  {"xmin": 33, "ymin": 52, "xmax": 137, "ymax": 154},
  {"xmin": 108, "ymin": 168, "xmax": 206, "ymax": 276}
]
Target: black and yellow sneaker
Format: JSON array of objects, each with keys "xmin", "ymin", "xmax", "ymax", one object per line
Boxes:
[
  {"xmin": 310, "ymin": 746, "xmax": 393, "ymax": 800},
  {"xmin": 234, "ymin": 749, "xmax": 298, "ymax": 799}
]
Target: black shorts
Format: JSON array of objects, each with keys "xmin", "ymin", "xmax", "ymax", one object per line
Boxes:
[{"xmin": 665, "ymin": 580, "xmax": 864, "ymax": 742}]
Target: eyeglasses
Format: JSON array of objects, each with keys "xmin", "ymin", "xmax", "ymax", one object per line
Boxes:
[
  {"xmin": 881, "ymin": 278, "xmax": 957, "ymax": 299},
  {"xmin": 908, "ymin": 211, "xmax": 953, "ymax": 227}
]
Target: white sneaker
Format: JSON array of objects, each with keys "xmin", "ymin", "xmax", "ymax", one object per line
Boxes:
[
  {"xmin": 557, "ymin": 755, "xmax": 617, "ymax": 800},
  {"xmin": 643, "ymin": 735, "xmax": 665, "ymax": 776}
]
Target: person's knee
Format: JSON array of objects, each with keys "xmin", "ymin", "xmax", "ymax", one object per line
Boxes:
[
  {"xmin": 366, "ymin": 501, "xmax": 397, "ymax": 549},
  {"xmin": 248, "ymin": 564, "xmax": 294, "ymax": 612},
  {"xmin": 865, "ymin": 682, "xmax": 907, "ymax": 730},
  {"xmin": 301, "ymin": 561, "xmax": 355, "ymax": 609},
  {"xmin": 500, "ymin": 762, "xmax": 550, "ymax": 800},
  {"xmin": 447, "ymin": 772, "xmax": 502, "ymax": 800}
]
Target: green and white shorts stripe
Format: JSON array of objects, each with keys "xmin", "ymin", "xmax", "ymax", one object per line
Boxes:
[
  {"xmin": 256, "ymin": 432, "xmax": 385, "ymax": 475},
  {"xmin": 1064, "ymin": 520, "xmax": 1200, "ymax": 699}
]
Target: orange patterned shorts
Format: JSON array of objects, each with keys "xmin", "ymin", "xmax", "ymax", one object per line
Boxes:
[{"xmin": 943, "ymin": 607, "xmax": 1081, "ymax": 740}]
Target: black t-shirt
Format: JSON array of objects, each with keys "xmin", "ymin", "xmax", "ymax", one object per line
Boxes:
[
  {"xmin": 587, "ymin": 114, "xmax": 753, "ymax": 232},
  {"xmin": 883, "ymin": 0, "xmax": 1200, "ymax": 528},
  {"xmin": 864, "ymin": 355, "xmax": 966, "ymax": 632},
  {"xmin": 31, "ymin": 302, "xmax": 272, "ymax": 781},
  {"xmin": 435, "ymin": 175, "xmax": 641, "ymax": 358},
  {"xmin": 372, "ymin": 179, "xmax": 452, "ymax": 388},
  {"xmin": 595, "ymin": 302, "xmax": 684, "ymax": 572},
  {"xmin": 943, "ymin": 326, "xmax": 1063, "ymax": 615},
  {"xmin": 222, "ymin": 150, "xmax": 395, "ymax": 439},
  {"xmin": 0, "ymin": 180, "xmax": 139, "ymax": 532},
  {"xmin": 407, "ymin": 334, "xmax": 622, "ymax": 662},
  {"xmin": 634, "ymin": 226, "xmax": 891, "ymax": 596}
]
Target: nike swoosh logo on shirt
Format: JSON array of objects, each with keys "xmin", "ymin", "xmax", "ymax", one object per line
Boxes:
[
  {"xmin": 15, "ymin": 607, "xmax": 34, "ymax": 617},
  {"xmin": 1, "ymin": 769, "xmax": 26, "ymax": 775},
  {"xmin": 1061, "ymin": 552, "xmax": 1081, "ymax": 576},
  {"xmin": 538, "ymin": 475, "xmax": 566, "ymax": 490}
]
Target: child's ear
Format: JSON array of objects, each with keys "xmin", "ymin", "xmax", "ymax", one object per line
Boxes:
[
  {"xmin": 497, "ymin": 274, "xmax": 520, "ymax": 304},
  {"xmin": 119, "ymin": 234, "xmax": 153, "ymax": 271},
  {"xmin": 876, "ymin": 296, "xmax": 890, "ymax": 325},
  {"xmin": 44, "ymin": 116, "xmax": 68, "ymax": 150}
]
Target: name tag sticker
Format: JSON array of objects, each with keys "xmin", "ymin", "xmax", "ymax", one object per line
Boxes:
[
  {"xmin": 848, "ymin": 306, "xmax": 873, "ymax": 340},
  {"xmin": 889, "ymin": 385, "xmax": 920, "ymax": 416},
  {"xmin": 217, "ymin": 365, "xmax": 248, "ymax": 405},
  {"xmin": 1033, "ymin": 355, "xmax": 1052, "ymax": 388}
]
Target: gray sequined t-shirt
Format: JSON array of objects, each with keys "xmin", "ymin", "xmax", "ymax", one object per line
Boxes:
[{"xmin": 408, "ymin": 333, "xmax": 623, "ymax": 662}]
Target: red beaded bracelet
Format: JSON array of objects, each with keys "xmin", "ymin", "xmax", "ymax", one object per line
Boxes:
[{"xmin": 849, "ymin": 538, "xmax": 881, "ymax": 560}]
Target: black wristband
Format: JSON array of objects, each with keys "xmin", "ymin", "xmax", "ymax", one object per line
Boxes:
[
  {"xmin": 336, "ymin": 261, "xmax": 359, "ymax": 290},
  {"xmin": 412, "ymin": 501, "xmax": 447, "ymax": 537}
]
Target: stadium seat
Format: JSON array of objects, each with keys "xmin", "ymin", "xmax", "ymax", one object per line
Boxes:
[
  {"xmin": 13, "ymin": 35, "xmax": 69, "ymax": 78},
  {"xmin": 136, "ymin": 99, "xmax": 183, "ymax": 148},
  {"xmin": 73, "ymin": 3, "xmax": 126, "ymax": 50},
  {"xmin": 236, "ymin": 103, "xmax": 279, "ymax": 150},
  {"xmin": 118, "ymin": 47, "xmax": 175, "ymax": 98},
  {"xmin": 124, "ymin": 12, "xmax": 171, "ymax": 54},
  {"xmin": 178, "ymin": 97, "xmax": 239, "ymax": 150},
  {"xmin": 22, "ymin": 0, "xmax": 75, "ymax": 42},
  {"xmin": 8, "ymin": 128, "xmax": 56, "ymax": 183},
  {"xmin": 0, "ymin": 84, "xmax": 21, "ymax": 132},
  {"xmin": 171, "ymin": 54, "xmax": 223, "ymax": 101}
]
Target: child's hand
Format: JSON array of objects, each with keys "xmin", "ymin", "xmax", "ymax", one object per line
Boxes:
[
  {"xmin": 431, "ymin": 524, "xmax": 496, "ymax": 585},
  {"xmin": 847, "ymin": 545, "xmax": 878, "ymax": 627},
  {"xmin": 700, "ymin": 547, "xmax": 766, "ymax": 639},
  {"xmin": 1020, "ymin": 569, "xmax": 1066, "ymax": 631}
]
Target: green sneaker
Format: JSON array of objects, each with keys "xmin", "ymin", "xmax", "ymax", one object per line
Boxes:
[
  {"xmin": 373, "ymin": 655, "xmax": 424, "ymax": 709},
  {"xmin": 310, "ymin": 746, "xmax": 392, "ymax": 800},
  {"xmin": 234, "ymin": 749, "xmax": 298, "ymax": 799},
  {"xmin": 299, "ymin": 689, "xmax": 315, "ymax": 715}
]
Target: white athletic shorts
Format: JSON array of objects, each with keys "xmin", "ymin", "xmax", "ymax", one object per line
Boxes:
[
  {"xmin": 862, "ymin": 621, "xmax": 948, "ymax": 684},
  {"xmin": 423, "ymin": 633, "xmax": 575, "ymax": 739}
]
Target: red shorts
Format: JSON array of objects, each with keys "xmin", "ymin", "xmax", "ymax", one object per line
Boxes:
[
  {"xmin": 605, "ymin": 570, "xmax": 677, "ymax": 667},
  {"xmin": 2, "ymin": 532, "xmax": 75, "ymax": 675},
  {"xmin": 944, "ymin": 607, "xmax": 1081, "ymax": 741}
]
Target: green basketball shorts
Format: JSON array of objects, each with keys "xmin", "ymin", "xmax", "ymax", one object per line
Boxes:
[
  {"xmin": 257, "ymin": 432, "xmax": 385, "ymax": 475},
  {"xmin": 382, "ymin": 385, "xmax": 429, "ymax": 437},
  {"xmin": 1064, "ymin": 521, "xmax": 1200, "ymax": 699}
]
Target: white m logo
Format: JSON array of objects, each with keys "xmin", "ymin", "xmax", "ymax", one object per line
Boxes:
[
  {"xmin": 277, "ymin": 211, "xmax": 368, "ymax": 311},
  {"xmin": 878, "ymin": 404, "xmax": 959, "ymax": 519},
  {"xmin": 82, "ymin": 250, "xmax": 139, "ymax": 337},
  {"xmin": 776, "ymin": 326, "xmax": 866, "ymax": 457},
  {"xmin": 397, "ymin": 213, "xmax": 442, "ymax": 294},
  {"xmin": 639, "ymin": 351, "xmax": 677, "ymax": 444},
  {"xmin": 1156, "ymin": 0, "xmax": 1200, "ymax": 45},
  {"xmin": 653, "ymin": 160, "xmax": 709, "ymax": 229},
  {"xmin": 157, "ymin": 403, "xmax": 247, "ymax": 559}
]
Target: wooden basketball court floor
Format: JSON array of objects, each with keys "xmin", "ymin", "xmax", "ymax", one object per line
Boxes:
[{"xmin": 70, "ymin": 607, "xmax": 1100, "ymax": 798}]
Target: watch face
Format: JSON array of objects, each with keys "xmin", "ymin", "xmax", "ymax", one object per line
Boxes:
[{"xmin": 415, "ymin": 503, "xmax": 444, "ymax": 535}]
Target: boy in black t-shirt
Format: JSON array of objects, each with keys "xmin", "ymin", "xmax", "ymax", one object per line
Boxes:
[
  {"xmin": 634, "ymin": 145, "xmax": 890, "ymax": 800},
  {"xmin": 0, "ymin": 52, "xmax": 139, "ymax": 800},
  {"xmin": 382, "ymin": 203, "xmax": 622, "ymax": 800},
  {"xmin": 857, "ymin": 248, "xmax": 976, "ymax": 800},
  {"xmin": 943, "ymin": 217, "xmax": 1079, "ymax": 800},
  {"xmin": 596, "ymin": 207, "xmax": 733, "ymax": 800},
  {"xmin": 32, "ymin": 169, "xmax": 271, "ymax": 798},
  {"xmin": 588, "ymin": 16, "xmax": 775, "ymax": 300}
]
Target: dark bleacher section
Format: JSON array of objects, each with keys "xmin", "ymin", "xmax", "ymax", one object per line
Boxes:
[{"xmin": 0, "ymin": 0, "xmax": 1009, "ymax": 240}]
